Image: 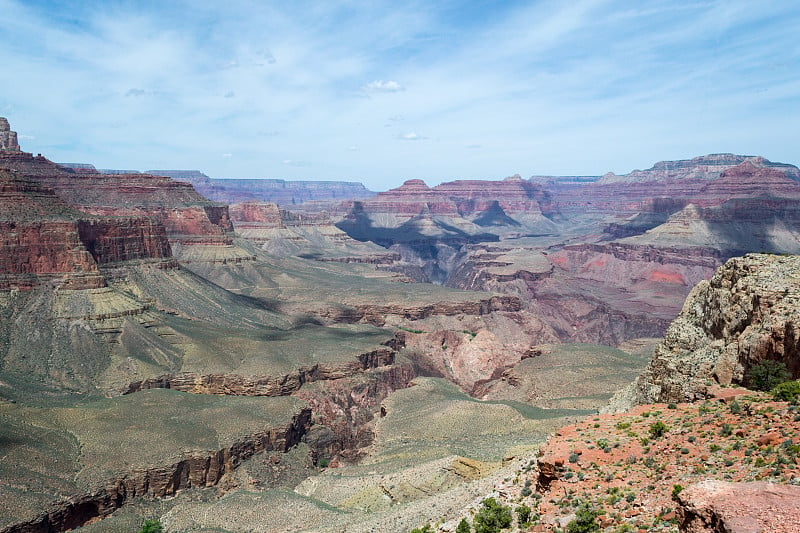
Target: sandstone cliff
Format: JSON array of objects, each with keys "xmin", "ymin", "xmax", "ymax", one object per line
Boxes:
[
  {"xmin": 608, "ymin": 253, "xmax": 800, "ymax": 410},
  {"xmin": 0, "ymin": 118, "xmax": 20, "ymax": 151}
]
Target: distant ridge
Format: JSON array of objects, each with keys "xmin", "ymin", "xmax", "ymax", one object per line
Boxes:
[{"xmin": 148, "ymin": 170, "xmax": 375, "ymax": 205}]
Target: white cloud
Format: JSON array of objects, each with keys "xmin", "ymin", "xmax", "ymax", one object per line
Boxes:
[
  {"xmin": 362, "ymin": 80, "xmax": 404, "ymax": 93},
  {"xmin": 0, "ymin": 0, "xmax": 797, "ymax": 189}
]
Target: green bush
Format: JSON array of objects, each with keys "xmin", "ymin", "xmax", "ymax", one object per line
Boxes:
[
  {"xmin": 649, "ymin": 421, "xmax": 668, "ymax": 439},
  {"xmin": 456, "ymin": 518, "xmax": 472, "ymax": 533},
  {"xmin": 671, "ymin": 484, "xmax": 684, "ymax": 501},
  {"xmin": 566, "ymin": 501, "xmax": 600, "ymax": 533},
  {"xmin": 516, "ymin": 504, "xmax": 532, "ymax": 527},
  {"xmin": 410, "ymin": 525, "xmax": 433, "ymax": 533},
  {"xmin": 139, "ymin": 520, "xmax": 164, "ymax": 533},
  {"xmin": 473, "ymin": 497, "xmax": 512, "ymax": 533},
  {"xmin": 747, "ymin": 360, "xmax": 791, "ymax": 391},
  {"xmin": 772, "ymin": 380, "xmax": 800, "ymax": 403}
]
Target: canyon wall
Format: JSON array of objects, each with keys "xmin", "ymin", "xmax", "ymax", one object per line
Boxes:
[{"xmin": 608, "ymin": 253, "xmax": 800, "ymax": 410}]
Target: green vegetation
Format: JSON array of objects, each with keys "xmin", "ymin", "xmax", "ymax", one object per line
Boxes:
[
  {"xmin": 473, "ymin": 497, "xmax": 512, "ymax": 533},
  {"xmin": 456, "ymin": 517, "xmax": 472, "ymax": 533},
  {"xmin": 671, "ymin": 484, "xmax": 684, "ymax": 502},
  {"xmin": 649, "ymin": 420, "xmax": 668, "ymax": 439},
  {"xmin": 566, "ymin": 501, "xmax": 600, "ymax": 533},
  {"xmin": 410, "ymin": 525, "xmax": 433, "ymax": 533},
  {"xmin": 772, "ymin": 380, "xmax": 800, "ymax": 403},
  {"xmin": 747, "ymin": 360, "xmax": 791, "ymax": 391},
  {"xmin": 139, "ymin": 519, "xmax": 164, "ymax": 533},
  {"xmin": 516, "ymin": 504, "xmax": 532, "ymax": 527}
]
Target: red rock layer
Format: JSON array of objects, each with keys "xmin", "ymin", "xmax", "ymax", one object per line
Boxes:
[
  {"xmin": 340, "ymin": 176, "xmax": 553, "ymax": 219},
  {"xmin": 0, "ymin": 170, "xmax": 174, "ymax": 290},
  {"xmin": 0, "ymin": 151, "xmax": 234, "ymax": 245}
]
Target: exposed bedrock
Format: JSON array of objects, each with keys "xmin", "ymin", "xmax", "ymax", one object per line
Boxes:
[
  {"xmin": 296, "ymin": 361, "xmax": 417, "ymax": 463},
  {"xmin": 608, "ymin": 253, "xmax": 800, "ymax": 410},
  {"xmin": 676, "ymin": 480, "xmax": 800, "ymax": 533},
  {"xmin": 124, "ymin": 345, "xmax": 398, "ymax": 396},
  {"xmin": 332, "ymin": 295, "xmax": 522, "ymax": 326},
  {"xmin": 0, "ymin": 408, "xmax": 312, "ymax": 533}
]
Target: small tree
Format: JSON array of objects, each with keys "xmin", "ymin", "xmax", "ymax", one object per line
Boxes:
[
  {"xmin": 516, "ymin": 504, "xmax": 532, "ymax": 527},
  {"xmin": 473, "ymin": 497, "xmax": 512, "ymax": 533},
  {"xmin": 456, "ymin": 517, "xmax": 472, "ymax": 533},
  {"xmin": 747, "ymin": 360, "xmax": 791, "ymax": 391},
  {"xmin": 139, "ymin": 519, "xmax": 164, "ymax": 533},
  {"xmin": 566, "ymin": 501, "xmax": 600, "ymax": 533},
  {"xmin": 649, "ymin": 420, "xmax": 668, "ymax": 439}
]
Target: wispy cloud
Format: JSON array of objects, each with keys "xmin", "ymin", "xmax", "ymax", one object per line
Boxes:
[
  {"xmin": 362, "ymin": 80, "xmax": 405, "ymax": 93},
  {"xmin": 0, "ymin": 0, "xmax": 798, "ymax": 188}
]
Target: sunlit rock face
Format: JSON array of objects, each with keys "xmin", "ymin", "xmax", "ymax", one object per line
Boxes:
[{"xmin": 0, "ymin": 117, "xmax": 20, "ymax": 151}]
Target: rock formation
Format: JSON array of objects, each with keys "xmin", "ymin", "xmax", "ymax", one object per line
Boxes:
[
  {"xmin": 608, "ymin": 253, "xmax": 800, "ymax": 410},
  {"xmin": 0, "ymin": 117, "xmax": 20, "ymax": 151},
  {"xmin": 0, "ymin": 169, "xmax": 173, "ymax": 290},
  {"xmin": 677, "ymin": 480, "xmax": 800, "ymax": 533}
]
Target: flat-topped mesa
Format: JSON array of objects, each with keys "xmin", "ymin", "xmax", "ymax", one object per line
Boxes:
[
  {"xmin": 153, "ymin": 170, "xmax": 376, "ymax": 205},
  {"xmin": 0, "ymin": 117, "xmax": 20, "ymax": 151},
  {"xmin": 552, "ymin": 154, "xmax": 800, "ymax": 216},
  {"xmin": 597, "ymin": 153, "xmax": 800, "ymax": 184},
  {"xmin": 343, "ymin": 176, "xmax": 554, "ymax": 219}
]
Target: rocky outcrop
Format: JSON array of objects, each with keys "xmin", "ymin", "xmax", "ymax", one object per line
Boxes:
[
  {"xmin": 345, "ymin": 295, "xmax": 522, "ymax": 326},
  {"xmin": 124, "ymin": 346, "xmax": 398, "ymax": 396},
  {"xmin": 610, "ymin": 253, "xmax": 800, "ymax": 409},
  {"xmin": 0, "ymin": 118, "xmax": 20, "ymax": 151},
  {"xmin": 676, "ymin": 480, "xmax": 800, "ymax": 533},
  {"xmin": 0, "ymin": 408, "xmax": 312, "ymax": 533},
  {"xmin": 296, "ymin": 361, "xmax": 416, "ymax": 462}
]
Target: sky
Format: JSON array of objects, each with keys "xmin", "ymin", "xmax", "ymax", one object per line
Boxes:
[{"xmin": 1, "ymin": 0, "xmax": 799, "ymax": 190}]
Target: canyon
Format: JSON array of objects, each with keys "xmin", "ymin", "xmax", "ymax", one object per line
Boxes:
[{"xmin": 1, "ymin": 116, "xmax": 799, "ymax": 532}]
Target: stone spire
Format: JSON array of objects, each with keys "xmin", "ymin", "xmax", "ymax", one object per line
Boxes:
[{"xmin": 0, "ymin": 118, "xmax": 21, "ymax": 151}]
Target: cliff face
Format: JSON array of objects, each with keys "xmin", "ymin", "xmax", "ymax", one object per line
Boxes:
[
  {"xmin": 0, "ymin": 141, "xmax": 234, "ymax": 247},
  {"xmin": 0, "ymin": 170, "xmax": 174, "ymax": 290},
  {"xmin": 0, "ymin": 118, "xmax": 20, "ymax": 151},
  {"xmin": 609, "ymin": 253, "xmax": 800, "ymax": 409}
]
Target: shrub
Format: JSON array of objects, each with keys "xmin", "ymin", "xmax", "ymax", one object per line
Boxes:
[
  {"xmin": 719, "ymin": 423, "xmax": 733, "ymax": 437},
  {"xmin": 516, "ymin": 504, "xmax": 532, "ymax": 527},
  {"xmin": 410, "ymin": 525, "xmax": 433, "ymax": 533},
  {"xmin": 139, "ymin": 520, "xmax": 164, "ymax": 533},
  {"xmin": 649, "ymin": 421, "xmax": 668, "ymax": 439},
  {"xmin": 569, "ymin": 453, "xmax": 580, "ymax": 463},
  {"xmin": 671, "ymin": 484, "xmax": 684, "ymax": 501},
  {"xmin": 729, "ymin": 398, "xmax": 742, "ymax": 414},
  {"xmin": 772, "ymin": 381, "xmax": 800, "ymax": 403},
  {"xmin": 473, "ymin": 498, "xmax": 512, "ymax": 533},
  {"xmin": 456, "ymin": 518, "xmax": 471, "ymax": 533},
  {"xmin": 566, "ymin": 501, "xmax": 601, "ymax": 533},
  {"xmin": 747, "ymin": 360, "xmax": 791, "ymax": 391}
]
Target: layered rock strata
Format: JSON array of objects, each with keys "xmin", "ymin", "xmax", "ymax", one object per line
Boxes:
[
  {"xmin": 0, "ymin": 170, "xmax": 174, "ymax": 290},
  {"xmin": 0, "ymin": 117, "xmax": 20, "ymax": 151}
]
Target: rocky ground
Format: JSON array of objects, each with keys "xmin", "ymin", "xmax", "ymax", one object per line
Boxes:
[{"xmin": 435, "ymin": 387, "xmax": 800, "ymax": 533}]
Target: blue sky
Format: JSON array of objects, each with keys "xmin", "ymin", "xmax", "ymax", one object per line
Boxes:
[{"xmin": 1, "ymin": 0, "xmax": 798, "ymax": 190}]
